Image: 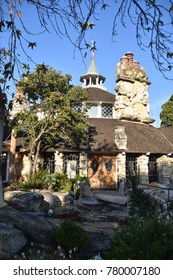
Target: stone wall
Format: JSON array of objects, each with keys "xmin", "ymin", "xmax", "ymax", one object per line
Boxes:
[{"xmin": 143, "ymin": 187, "xmax": 173, "ymax": 221}]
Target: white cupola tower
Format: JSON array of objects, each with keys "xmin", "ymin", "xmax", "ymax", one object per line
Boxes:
[{"xmin": 80, "ymin": 41, "xmax": 106, "ymax": 90}]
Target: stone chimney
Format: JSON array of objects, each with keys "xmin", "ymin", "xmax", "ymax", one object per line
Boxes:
[{"xmin": 115, "ymin": 52, "xmax": 155, "ymax": 124}]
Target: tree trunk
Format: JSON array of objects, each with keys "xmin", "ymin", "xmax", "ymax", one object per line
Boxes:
[
  {"xmin": 32, "ymin": 140, "xmax": 41, "ymax": 177},
  {"xmin": 9, "ymin": 129, "xmax": 16, "ymax": 183}
]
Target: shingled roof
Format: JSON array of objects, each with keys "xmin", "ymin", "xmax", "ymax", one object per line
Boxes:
[
  {"xmin": 159, "ymin": 126, "xmax": 173, "ymax": 147},
  {"xmin": 86, "ymin": 87, "xmax": 115, "ymax": 102},
  {"xmin": 88, "ymin": 118, "xmax": 173, "ymax": 154}
]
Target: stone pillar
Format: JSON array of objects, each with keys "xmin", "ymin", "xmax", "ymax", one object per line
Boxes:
[
  {"xmin": 137, "ymin": 155, "xmax": 149, "ymax": 185},
  {"xmin": 157, "ymin": 155, "xmax": 173, "ymax": 186},
  {"xmin": 116, "ymin": 153, "xmax": 126, "ymax": 182},
  {"xmin": 54, "ymin": 152, "xmax": 63, "ymax": 173},
  {"xmin": 21, "ymin": 155, "xmax": 31, "ymax": 178},
  {"xmin": 79, "ymin": 152, "xmax": 88, "ymax": 177}
]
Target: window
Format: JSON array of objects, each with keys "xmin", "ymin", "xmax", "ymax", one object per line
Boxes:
[
  {"xmin": 126, "ymin": 154, "xmax": 137, "ymax": 178},
  {"xmin": 101, "ymin": 103, "xmax": 113, "ymax": 118},
  {"xmin": 43, "ymin": 153, "xmax": 55, "ymax": 173},
  {"xmin": 148, "ymin": 155, "xmax": 157, "ymax": 183},
  {"xmin": 87, "ymin": 103, "xmax": 98, "ymax": 117},
  {"xmin": 91, "ymin": 158, "xmax": 99, "ymax": 173},
  {"xmin": 105, "ymin": 158, "xmax": 112, "ymax": 172}
]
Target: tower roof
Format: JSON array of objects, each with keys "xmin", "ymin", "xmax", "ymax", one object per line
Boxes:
[{"xmin": 80, "ymin": 41, "xmax": 106, "ymax": 89}]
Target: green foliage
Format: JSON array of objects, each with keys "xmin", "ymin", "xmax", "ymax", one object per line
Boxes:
[
  {"xmin": 70, "ymin": 175, "xmax": 86, "ymax": 186},
  {"xmin": 44, "ymin": 172, "xmax": 71, "ymax": 192},
  {"xmin": 15, "ymin": 170, "xmax": 73, "ymax": 192},
  {"xmin": 128, "ymin": 185, "xmax": 154, "ymax": 217},
  {"xmin": 107, "ymin": 174, "xmax": 173, "ymax": 260},
  {"xmin": 13, "ymin": 65, "xmax": 88, "ymax": 176},
  {"xmin": 126, "ymin": 166, "xmax": 154, "ymax": 217},
  {"xmin": 16, "ymin": 169, "xmax": 49, "ymax": 190},
  {"xmin": 160, "ymin": 94, "xmax": 173, "ymax": 126},
  {"xmin": 107, "ymin": 216, "xmax": 173, "ymax": 260},
  {"xmin": 53, "ymin": 219, "xmax": 90, "ymax": 256}
]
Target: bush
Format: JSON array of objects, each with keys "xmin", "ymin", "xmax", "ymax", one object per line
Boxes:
[
  {"xmin": 128, "ymin": 185, "xmax": 154, "ymax": 217},
  {"xmin": 15, "ymin": 169, "xmax": 49, "ymax": 191},
  {"xmin": 14, "ymin": 170, "xmax": 73, "ymax": 192},
  {"xmin": 44, "ymin": 172, "xmax": 72, "ymax": 192},
  {"xmin": 53, "ymin": 219, "xmax": 90, "ymax": 256},
  {"xmin": 107, "ymin": 216, "xmax": 173, "ymax": 260}
]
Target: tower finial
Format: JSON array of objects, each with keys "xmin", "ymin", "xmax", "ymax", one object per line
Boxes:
[{"xmin": 90, "ymin": 40, "xmax": 96, "ymax": 57}]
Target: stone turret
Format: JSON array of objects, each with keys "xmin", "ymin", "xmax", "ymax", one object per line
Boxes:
[
  {"xmin": 80, "ymin": 41, "xmax": 106, "ymax": 90},
  {"xmin": 115, "ymin": 52, "xmax": 154, "ymax": 124}
]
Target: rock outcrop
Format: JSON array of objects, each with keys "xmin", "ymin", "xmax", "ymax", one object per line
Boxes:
[{"xmin": 0, "ymin": 222, "xmax": 27, "ymax": 259}]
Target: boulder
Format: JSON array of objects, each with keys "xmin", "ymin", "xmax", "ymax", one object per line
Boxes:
[
  {"xmin": 0, "ymin": 222, "xmax": 27, "ymax": 259},
  {"xmin": 52, "ymin": 191, "xmax": 74, "ymax": 204},
  {"xmin": 52, "ymin": 205, "xmax": 80, "ymax": 219},
  {"xmin": 93, "ymin": 193, "xmax": 127, "ymax": 205},
  {"xmin": 79, "ymin": 179, "xmax": 93, "ymax": 198},
  {"xmin": 39, "ymin": 191, "xmax": 60, "ymax": 209},
  {"xmin": 0, "ymin": 206, "xmax": 54, "ymax": 244},
  {"xmin": 4, "ymin": 191, "xmax": 49, "ymax": 213},
  {"xmin": 77, "ymin": 197, "xmax": 105, "ymax": 211}
]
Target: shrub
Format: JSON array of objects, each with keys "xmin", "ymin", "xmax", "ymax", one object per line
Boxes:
[
  {"xmin": 128, "ymin": 185, "xmax": 154, "ymax": 217},
  {"xmin": 53, "ymin": 219, "xmax": 90, "ymax": 256},
  {"xmin": 107, "ymin": 216, "xmax": 173, "ymax": 260},
  {"xmin": 15, "ymin": 169, "xmax": 49, "ymax": 191},
  {"xmin": 14, "ymin": 170, "xmax": 73, "ymax": 192},
  {"xmin": 44, "ymin": 172, "xmax": 71, "ymax": 192}
]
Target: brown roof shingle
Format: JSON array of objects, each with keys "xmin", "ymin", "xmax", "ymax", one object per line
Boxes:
[
  {"xmin": 87, "ymin": 87, "xmax": 115, "ymax": 102},
  {"xmin": 88, "ymin": 118, "xmax": 173, "ymax": 154}
]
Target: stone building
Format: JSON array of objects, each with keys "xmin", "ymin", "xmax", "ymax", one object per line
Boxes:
[{"xmin": 2, "ymin": 47, "xmax": 173, "ymax": 189}]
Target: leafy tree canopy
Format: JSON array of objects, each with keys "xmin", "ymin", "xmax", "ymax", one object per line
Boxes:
[
  {"xmin": 12, "ymin": 64, "xmax": 89, "ymax": 176},
  {"xmin": 160, "ymin": 94, "xmax": 173, "ymax": 127}
]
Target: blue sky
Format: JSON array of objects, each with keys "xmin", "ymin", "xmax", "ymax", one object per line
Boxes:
[{"xmin": 3, "ymin": 1, "xmax": 173, "ymax": 127}]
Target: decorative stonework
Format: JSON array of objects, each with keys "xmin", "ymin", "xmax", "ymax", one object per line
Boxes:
[
  {"xmin": 115, "ymin": 52, "xmax": 154, "ymax": 124},
  {"xmin": 79, "ymin": 152, "xmax": 88, "ymax": 177},
  {"xmin": 114, "ymin": 126, "xmax": 127, "ymax": 150}
]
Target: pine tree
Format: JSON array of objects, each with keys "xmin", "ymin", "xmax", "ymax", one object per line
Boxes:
[{"xmin": 160, "ymin": 95, "xmax": 173, "ymax": 126}]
